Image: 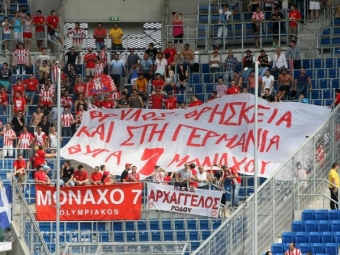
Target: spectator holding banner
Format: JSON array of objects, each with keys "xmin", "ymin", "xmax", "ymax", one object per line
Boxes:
[
  {"xmin": 128, "ymin": 166, "xmax": 140, "ymax": 182},
  {"xmin": 193, "ymin": 166, "xmax": 210, "ymax": 189},
  {"xmin": 176, "ymin": 163, "xmax": 193, "ymax": 187},
  {"xmin": 90, "ymin": 166, "xmax": 103, "ymax": 185},
  {"xmin": 121, "ymin": 163, "xmax": 132, "ymax": 182}
]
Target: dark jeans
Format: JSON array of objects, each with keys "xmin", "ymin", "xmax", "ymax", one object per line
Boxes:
[
  {"xmin": 198, "ymin": 184, "xmax": 209, "ymax": 190},
  {"xmin": 293, "ymin": 60, "xmax": 301, "ymax": 69},
  {"xmin": 112, "ymin": 43, "xmax": 123, "ymax": 51},
  {"xmin": 210, "ymin": 67, "xmax": 220, "ymax": 83},
  {"xmin": 110, "ymin": 74, "xmax": 121, "ymax": 89},
  {"xmin": 330, "ymin": 188, "xmax": 338, "ymax": 209},
  {"xmin": 295, "ymin": 84, "xmax": 307, "ymax": 99},
  {"xmin": 62, "ymin": 127, "xmax": 72, "ymax": 137}
]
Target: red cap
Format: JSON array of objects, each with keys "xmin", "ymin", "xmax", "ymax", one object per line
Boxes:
[{"xmin": 125, "ymin": 163, "xmax": 132, "ymax": 167}]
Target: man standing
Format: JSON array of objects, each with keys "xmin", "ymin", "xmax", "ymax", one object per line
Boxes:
[
  {"xmin": 109, "ymin": 54, "xmax": 126, "ymax": 90},
  {"xmin": 32, "ymin": 10, "xmax": 45, "ymax": 51},
  {"xmin": 212, "ymin": 0, "xmax": 234, "ymax": 50},
  {"xmin": 329, "ymin": 163, "xmax": 339, "ymax": 209},
  {"xmin": 154, "ymin": 53, "xmax": 167, "ymax": 76},
  {"xmin": 109, "ymin": 24, "xmax": 123, "ymax": 50},
  {"xmin": 241, "ymin": 50, "xmax": 254, "ymax": 82},
  {"xmin": 126, "ymin": 48, "xmax": 140, "ymax": 73},
  {"xmin": 99, "ymin": 45, "xmax": 108, "ymax": 74},
  {"xmin": 93, "ymin": 23, "xmax": 107, "ymax": 51},
  {"xmin": 286, "ymin": 40, "xmax": 301, "ymax": 69},
  {"xmin": 61, "ymin": 107, "xmax": 75, "ymax": 137},
  {"xmin": 294, "ymin": 67, "xmax": 312, "ymax": 100},
  {"xmin": 0, "ymin": 63, "xmax": 12, "ymax": 92},
  {"xmin": 284, "ymin": 243, "xmax": 302, "ymax": 255},
  {"xmin": 310, "ymin": 0, "xmax": 320, "ymax": 23},
  {"xmin": 46, "ymin": 10, "xmax": 64, "ymax": 49},
  {"xmin": 63, "ymin": 47, "xmax": 80, "ymax": 72},
  {"xmin": 0, "ymin": 124, "xmax": 16, "ymax": 158},
  {"xmin": 163, "ymin": 42, "xmax": 177, "ymax": 68},
  {"xmin": 121, "ymin": 163, "xmax": 132, "ymax": 182},
  {"xmin": 288, "ymin": 4, "xmax": 301, "ymax": 41},
  {"xmin": 209, "ymin": 50, "xmax": 221, "ymax": 83},
  {"xmin": 83, "ymin": 47, "xmax": 97, "ymax": 80},
  {"xmin": 67, "ymin": 22, "xmax": 86, "ymax": 51},
  {"xmin": 11, "ymin": 42, "xmax": 31, "ymax": 76},
  {"xmin": 271, "ymin": 47, "xmax": 288, "ymax": 79},
  {"xmin": 140, "ymin": 53, "xmax": 154, "ymax": 82},
  {"xmin": 145, "ymin": 43, "xmax": 158, "ymax": 63},
  {"xmin": 261, "ymin": 70, "xmax": 275, "ymax": 95},
  {"xmin": 17, "ymin": 126, "xmax": 34, "ymax": 158},
  {"xmin": 223, "ymin": 165, "xmax": 241, "ymax": 208},
  {"xmin": 176, "ymin": 163, "xmax": 192, "ymax": 187}
]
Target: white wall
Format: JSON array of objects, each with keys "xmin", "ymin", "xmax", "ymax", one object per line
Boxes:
[{"xmin": 63, "ymin": 0, "xmax": 164, "ymax": 22}]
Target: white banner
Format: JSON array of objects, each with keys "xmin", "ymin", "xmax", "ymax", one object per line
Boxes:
[
  {"xmin": 147, "ymin": 182, "xmax": 223, "ymax": 217},
  {"xmin": 60, "ymin": 94, "xmax": 330, "ymax": 178}
]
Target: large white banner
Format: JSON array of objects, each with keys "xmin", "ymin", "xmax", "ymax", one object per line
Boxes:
[
  {"xmin": 60, "ymin": 94, "xmax": 330, "ymax": 178},
  {"xmin": 147, "ymin": 183, "xmax": 223, "ymax": 217}
]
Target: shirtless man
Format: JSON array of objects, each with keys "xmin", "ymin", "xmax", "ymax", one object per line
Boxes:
[
  {"xmin": 277, "ymin": 68, "xmax": 294, "ymax": 100},
  {"xmin": 179, "ymin": 43, "xmax": 194, "ymax": 69}
]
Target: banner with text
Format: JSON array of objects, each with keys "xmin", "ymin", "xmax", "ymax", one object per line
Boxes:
[
  {"xmin": 35, "ymin": 183, "xmax": 143, "ymax": 221},
  {"xmin": 147, "ymin": 183, "xmax": 223, "ymax": 217},
  {"xmin": 60, "ymin": 94, "xmax": 330, "ymax": 178}
]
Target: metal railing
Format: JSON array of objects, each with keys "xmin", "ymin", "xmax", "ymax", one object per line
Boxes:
[{"xmin": 191, "ymin": 96, "xmax": 340, "ymax": 254}]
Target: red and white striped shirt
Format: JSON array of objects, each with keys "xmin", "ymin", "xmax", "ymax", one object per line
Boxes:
[
  {"xmin": 39, "ymin": 89, "xmax": 54, "ymax": 102},
  {"xmin": 61, "ymin": 113, "xmax": 74, "ymax": 127},
  {"xmin": 95, "ymin": 63, "xmax": 104, "ymax": 77},
  {"xmin": 34, "ymin": 132, "xmax": 47, "ymax": 146},
  {"xmin": 69, "ymin": 28, "xmax": 86, "ymax": 44},
  {"xmin": 61, "ymin": 96, "xmax": 73, "ymax": 108},
  {"xmin": 252, "ymin": 11, "xmax": 264, "ymax": 21},
  {"xmin": 51, "ymin": 64, "xmax": 63, "ymax": 82},
  {"xmin": 110, "ymin": 92, "xmax": 121, "ymax": 108},
  {"xmin": 285, "ymin": 248, "xmax": 302, "ymax": 255},
  {"xmin": 3, "ymin": 129, "xmax": 16, "ymax": 146},
  {"xmin": 18, "ymin": 132, "xmax": 34, "ymax": 148},
  {"xmin": 99, "ymin": 50, "xmax": 108, "ymax": 65},
  {"xmin": 13, "ymin": 49, "xmax": 29, "ymax": 64}
]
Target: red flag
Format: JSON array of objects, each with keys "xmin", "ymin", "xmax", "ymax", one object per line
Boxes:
[{"xmin": 86, "ymin": 74, "xmax": 116, "ymax": 97}]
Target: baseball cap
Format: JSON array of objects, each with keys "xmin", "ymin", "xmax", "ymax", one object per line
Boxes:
[
  {"xmin": 125, "ymin": 163, "xmax": 132, "ymax": 167},
  {"xmin": 282, "ymin": 68, "xmax": 287, "ymax": 71},
  {"xmin": 213, "ymin": 50, "xmax": 218, "ymax": 53}
]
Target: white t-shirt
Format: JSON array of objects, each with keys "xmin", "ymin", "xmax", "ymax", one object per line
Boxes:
[
  {"xmin": 37, "ymin": 54, "xmax": 50, "ymax": 63},
  {"xmin": 218, "ymin": 9, "xmax": 232, "ymax": 24},
  {"xmin": 49, "ymin": 132, "xmax": 58, "ymax": 148},
  {"xmin": 262, "ymin": 75, "xmax": 274, "ymax": 90},
  {"xmin": 210, "ymin": 55, "xmax": 221, "ymax": 68},
  {"xmin": 2, "ymin": 22, "xmax": 10, "ymax": 34},
  {"xmin": 196, "ymin": 172, "xmax": 208, "ymax": 187},
  {"xmin": 155, "ymin": 58, "xmax": 168, "ymax": 72}
]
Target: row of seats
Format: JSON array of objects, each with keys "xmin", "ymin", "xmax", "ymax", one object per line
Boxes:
[
  {"xmin": 272, "ymin": 242, "xmax": 338, "ymax": 254},
  {"xmin": 292, "ymin": 220, "xmax": 340, "ymax": 232},
  {"xmin": 282, "ymin": 231, "xmax": 340, "ymax": 243},
  {"xmin": 302, "ymin": 209, "xmax": 340, "ymax": 221}
]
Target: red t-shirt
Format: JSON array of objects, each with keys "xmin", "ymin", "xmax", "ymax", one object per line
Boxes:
[
  {"xmin": 84, "ymin": 53, "xmax": 97, "ymax": 68},
  {"xmin": 46, "ymin": 15, "xmax": 59, "ymax": 31},
  {"xmin": 0, "ymin": 92, "xmax": 8, "ymax": 105},
  {"xmin": 151, "ymin": 94, "xmax": 164, "ymax": 109},
  {"xmin": 74, "ymin": 170, "xmax": 89, "ymax": 181},
  {"xmin": 24, "ymin": 78, "xmax": 39, "ymax": 91},
  {"xmin": 165, "ymin": 97, "xmax": 177, "ymax": 109},
  {"xmin": 33, "ymin": 16, "xmax": 45, "ymax": 32},
  {"xmin": 226, "ymin": 87, "xmax": 240, "ymax": 95},
  {"xmin": 335, "ymin": 94, "xmax": 340, "ymax": 106},
  {"xmin": 13, "ymin": 84, "xmax": 25, "ymax": 96},
  {"xmin": 34, "ymin": 171, "xmax": 47, "ymax": 181},
  {"xmin": 152, "ymin": 79, "xmax": 165, "ymax": 90},
  {"xmin": 208, "ymin": 97, "xmax": 217, "ymax": 101},
  {"xmin": 163, "ymin": 48, "xmax": 177, "ymax": 65},
  {"xmin": 93, "ymin": 100, "xmax": 101, "ymax": 107},
  {"xmin": 103, "ymin": 176, "xmax": 112, "ymax": 184},
  {"xmin": 91, "ymin": 172, "xmax": 103, "ymax": 182},
  {"xmin": 74, "ymin": 83, "xmax": 87, "ymax": 94},
  {"xmin": 14, "ymin": 159, "xmax": 26, "ymax": 170},
  {"xmin": 33, "ymin": 149, "xmax": 46, "ymax": 168},
  {"xmin": 289, "ymin": 10, "xmax": 301, "ymax": 27},
  {"xmin": 100, "ymin": 100, "xmax": 114, "ymax": 109},
  {"xmin": 13, "ymin": 97, "xmax": 26, "ymax": 112},
  {"xmin": 188, "ymin": 100, "xmax": 203, "ymax": 107},
  {"xmin": 93, "ymin": 28, "xmax": 107, "ymax": 43}
]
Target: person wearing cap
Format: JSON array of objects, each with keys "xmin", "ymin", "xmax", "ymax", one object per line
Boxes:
[
  {"xmin": 148, "ymin": 88, "xmax": 164, "ymax": 109},
  {"xmin": 60, "ymin": 160, "xmax": 74, "ymax": 187},
  {"xmin": 277, "ymin": 67, "xmax": 294, "ymax": 100},
  {"xmin": 73, "ymin": 165, "xmax": 90, "ymax": 186},
  {"xmin": 34, "ymin": 164, "xmax": 51, "ymax": 185},
  {"xmin": 152, "ymin": 73, "xmax": 165, "ymax": 94},
  {"xmin": 209, "ymin": 50, "xmax": 221, "ymax": 83},
  {"xmin": 257, "ymin": 50, "xmax": 271, "ymax": 78},
  {"xmin": 121, "ymin": 163, "xmax": 132, "ymax": 182},
  {"xmin": 90, "ymin": 166, "xmax": 103, "ymax": 185},
  {"xmin": 127, "ymin": 166, "xmax": 140, "ymax": 182},
  {"xmin": 154, "ymin": 52, "xmax": 167, "ymax": 76},
  {"xmin": 164, "ymin": 92, "xmax": 177, "ymax": 110}
]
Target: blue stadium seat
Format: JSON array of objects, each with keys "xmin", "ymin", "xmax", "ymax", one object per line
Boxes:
[
  {"xmin": 299, "ymin": 243, "xmax": 311, "ymax": 254},
  {"xmin": 311, "ymin": 243, "xmax": 325, "ymax": 253},
  {"xmin": 313, "ymin": 59, "xmax": 323, "ymax": 69},
  {"xmin": 328, "ymin": 211, "xmax": 340, "ymax": 220},
  {"xmin": 176, "ymin": 231, "xmax": 186, "ymax": 241},
  {"xmin": 191, "ymin": 74, "xmax": 200, "ymax": 83},
  {"xmin": 203, "ymin": 74, "xmax": 211, "ymax": 83},
  {"xmin": 201, "ymin": 230, "xmax": 211, "ymax": 240},
  {"xmin": 302, "ymin": 210, "xmax": 316, "ymax": 220},
  {"xmin": 114, "ymin": 232, "xmax": 124, "ymax": 242},
  {"xmin": 101, "ymin": 232, "xmax": 109, "ymax": 242},
  {"xmin": 189, "ymin": 231, "xmax": 199, "ymax": 241},
  {"xmin": 331, "ymin": 79, "xmax": 339, "ymax": 89},
  {"xmin": 271, "ymin": 243, "xmax": 284, "ymax": 254},
  {"xmin": 328, "ymin": 69, "xmax": 337, "ymax": 78},
  {"xmin": 282, "ymin": 232, "xmax": 295, "ymax": 243},
  {"xmin": 199, "ymin": 219, "xmax": 209, "ymax": 230},
  {"xmin": 318, "ymin": 220, "xmax": 331, "ymax": 231},
  {"xmin": 163, "ymin": 231, "xmax": 174, "ymax": 241},
  {"xmin": 295, "ymin": 232, "xmax": 308, "ymax": 243},
  {"xmin": 333, "ymin": 38, "xmax": 340, "ymax": 45},
  {"xmin": 308, "ymin": 232, "xmax": 321, "ymax": 243},
  {"xmin": 174, "ymin": 220, "xmax": 184, "ymax": 230},
  {"xmin": 139, "ymin": 232, "xmax": 149, "ymax": 242},
  {"xmin": 113, "ymin": 222, "xmax": 122, "ymax": 231},
  {"xmin": 205, "ymin": 83, "xmax": 214, "ymax": 93},
  {"xmin": 305, "ymin": 220, "xmax": 318, "ymax": 232},
  {"xmin": 317, "ymin": 70, "xmax": 326, "ymax": 79},
  {"xmin": 321, "ymin": 38, "xmax": 330, "ymax": 46},
  {"xmin": 331, "ymin": 220, "xmax": 340, "ymax": 232},
  {"xmin": 292, "ymin": 221, "xmax": 305, "ymax": 232},
  {"xmin": 162, "ymin": 220, "xmax": 171, "ymax": 230},
  {"xmin": 202, "ymin": 63, "xmax": 209, "ymax": 73},
  {"xmin": 176, "ymin": 95, "xmax": 185, "ymax": 103},
  {"xmin": 125, "ymin": 221, "xmax": 135, "ymax": 231},
  {"xmin": 321, "ymin": 232, "xmax": 334, "ymax": 243},
  {"xmin": 187, "ymin": 220, "xmax": 197, "ymax": 230},
  {"xmin": 323, "ymin": 89, "xmax": 332, "ymax": 100},
  {"xmin": 126, "ymin": 232, "xmax": 136, "ymax": 242},
  {"xmin": 212, "ymin": 219, "xmax": 221, "ymax": 229},
  {"xmin": 137, "ymin": 221, "xmax": 147, "ymax": 231},
  {"xmin": 313, "ymin": 99, "xmax": 323, "ymax": 105},
  {"xmin": 151, "ymin": 231, "xmax": 161, "ymax": 241},
  {"xmin": 315, "ymin": 210, "xmax": 329, "ymax": 220},
  {"xmin": 319, "ymin": 80, "xmax": 329, "ymax": 89},
  {"xmin": 325, "ymin": 243, "xmax": 338, "ymax": 255},
  {"xmin": 194, "ymin": 84, "xmax": 203, "ymax": 94},
  {"xmin": 198, "ymin": 15, "xmax": 209, "ymax": 23},
  {"xmin": 302, "ymin": 59, "xmax": 311, "ymax": 69}
]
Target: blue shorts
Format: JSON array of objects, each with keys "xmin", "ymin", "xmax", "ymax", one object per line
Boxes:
[
  {"xmin": 2, "ymin": 34, "xmax": 10, "ymax": 40},
  {"xmin": 0, "ymin": 80, "xmax": 10, "ymax": 90},
  {"xmin": 25, "ymin": 91, "xmax": 36, "ymax": 99}
]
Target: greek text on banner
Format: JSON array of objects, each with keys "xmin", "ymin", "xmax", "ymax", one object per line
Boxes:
[
  {"xmin": 35, "ymin": 183, "xmax": 143, "ymax": 221},
  {"xmin": 147, "ymin": 183, "xmax": 223, "ymax": 218},
  {"xmin": 60, "ymin": 94, "xmax": 330, "ymax": 178}
]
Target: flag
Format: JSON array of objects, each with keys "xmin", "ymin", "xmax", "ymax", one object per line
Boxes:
[{"xmin": 0, "ymin": 185, "xmax": 12, "ymax": 229}]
